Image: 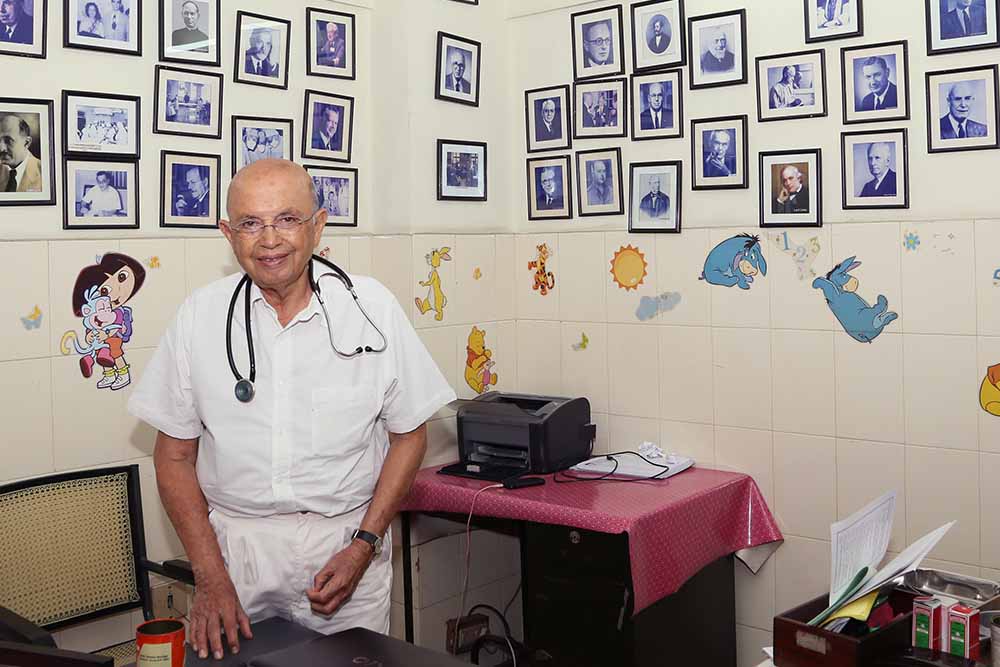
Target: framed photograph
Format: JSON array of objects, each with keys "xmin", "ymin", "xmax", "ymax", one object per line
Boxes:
[
  {"xmin": 0, "ymin": 0, "xmax": 46, "ymax": 59},
  {"xmin": 525, "ymin": 85, "xmax": 571, "ymax": 153},
  {"xmin": 925, "ymin": 0, "xmax": 999, "ymax": 56},
  {"xmin": 159, "ymin": 0, "xmax": 219, "ymax": 66},
  {"xmin": 841, "ymin": 128, "xmax": 909, "ymax": 209},
  {"xmin": 688, "ymin": 9, "xmax": 747, "ymax": 90},
  {"xmin": 232, "ymin": 116, "xmax": 292, "ymax": 175},
  {"xmin": 160, "ymin": 150, "xmax": 219, "ymax": 229},
  {"xmin": 305, "ymin": 164, "xmax": 358, "ymax": 227},
  {"xmin": 926, "ymin": 64, "xmax": 1000, "ymax": 153},
  {"xmin": 302, "ymin": 90, "xmax": 354, "ymax": 163},
  {"xmin": 62, "ymin": 90, "xmax": 139, "ymax": 158},
  {"xmin": 306, "ymin": 7, "xmax": 355, "ymax": 80},
  {"xmin": 631, "ymin": 70, "xmax": 683, "ymax": 140},
  {"xmin": 631, "ymin": 0, "xmax": 686, "ymax": 72},
  {"xmin": 437, "ymin": 139, "xmax": 486, "ymax": 201},
  {"xmin": 804, "ymin": 0, "xmax": 863, "ymax": 42},
  {"xmin": 756, "ymin": 49, "xmax": 828, "ymax": 122},
  {"xmin": 573, "ymin": 78, "xmax": 627, "ymax": 140},
  {"xmin": 0, "ymin": 97, "xmax": 55, "ymax": 206},
  {"xmin": 64, "ymin": 0, "xmax": 140, "ymax": 55},
  {"xmin": 435, "ymin": 31, "xmax": 481, "ymax": 107},
  {"xmin": 571, "ymin": 5, "xmax": 625, "ymax": 82},
  {"xmin": 841, "ymin": 41, "xmax": 910, "ymax": 125},
  {"xmin": 233, "ymin": 11, "xmax": 290, "ymax": 90},
  {"xmin": 449, "ymin": 0, "xmax": 478, "ymax": 3},
  {"xmin": 759, "ymin": 149, "xmax": 823, "ymax": 228},
  {"xmin": 526, "ymin": 155, "xmax": 573, "ymax": 221},
  {"xmin": 628, "ymin": 160, "xmax": 681, "ymax": 233},
  {"xmin": 575, "ymin": 146, "xmax": 623, "ymax": 217},
  {"xmin": 153, "ymin": 65, "xmax": 222, "ymax": 139},
  {"xmin": 690, "ymin": 114, "xmax": 748, "ymax": 190},
  {"xmin": 63, "ymin": 157, "xmax": 138, "ymax": 229}
]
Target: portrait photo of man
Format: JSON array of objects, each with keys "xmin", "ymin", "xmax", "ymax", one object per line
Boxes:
[
  {"xmin": 535, "ymin": 166, "xmax": 564, "ymax": 210},
  {"xmin": 443, "ymin": 46, "xmax": 471, "ymax": 94},
  {"xmin": 639, "ymin": 81, "xmax": 671, "ymax": 130},
  {"xmin": 317, "ymin": 20, "xmax": 345, "ymax": 68},
  {"xmin": 0, "ymin": 112, "xmax": 42, "ymax": 193},
  {"xmin": 638, "ymin": 174, "xmax": 670, "ymax": 219},
  {"xmin": 772, "ymin": 164, "xmax": 810, "ymax": 214},
  {"xmin": 939, "ymin": 80, "xmax": 989, "ymax": 139},
  {"xmin": 858, "ymin": 142, "xmax": 897, "ymax": 197},
  {"xmin": 586, "ymin": 159, "xmax": 614, "ymax": 205},
  {"xmin": 646, "ymin": 15, "xmax": 671, "ymax": 54},
  {"xmin": 311, "ymin": 104, "xmax": 343, "ymax": 151},
  {"xmin": 244, "ymin": 27, "xmax": 278, "ymax": 77},
  {"xmin": 78, "ymin": 170, "xmax": 124, "ymax": 216},
  {"xmin": 769, "ymin": 65, "xmax": 806, "ymax": 109},
  {"xmin": 700, "ymin": 25, "xmax": 734, "ymax": 73},
  {"xmin": 856, "ymin": 55, "xmax": 898, "ymax": 112},
  {"xmin": 106, "ymin": 0, "xmax": 128, "ymax": 41},
  {"xmin": 703, "ymin": 129, "xmax": 737, "ymax": 178},
  {"xmin": 582, "ymin": 19, "xmax": 614, "ymax": 68},
  {"xmin": 171, "ymin": 0, "xmax": 208, "ymax": 52},
  {"xmin": 0, "ymin": 0, "xmax": 33, "ymax": 43},
  {"xmin": 534, "ymin": 98, "xmax": 562, "ymax": 142},
  {"xmin": 940, "ymin": 0, "xmax": 988, "ymax": 39},
  {"xmin": 171, "ymin": 164, "xmax": 210, "ymax": 216}
]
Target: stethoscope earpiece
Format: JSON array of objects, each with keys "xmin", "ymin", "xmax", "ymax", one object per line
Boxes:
[{"xmin": 234, "ymin": 379, "xmax": 255, "ymax": 403}]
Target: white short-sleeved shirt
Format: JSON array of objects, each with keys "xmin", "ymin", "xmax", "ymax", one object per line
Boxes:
[
  {"xmin": 127, "ymin": 267, "xmax": 456, "ymax": 518},
  {"xmin": 82, "ymin": 185, "xmax": 122, "ymax": 214}
]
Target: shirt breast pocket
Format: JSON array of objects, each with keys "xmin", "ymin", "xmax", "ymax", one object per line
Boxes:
[{"xmin": 310, "ymin": 386, "xmax": 380, "ymax": 459}]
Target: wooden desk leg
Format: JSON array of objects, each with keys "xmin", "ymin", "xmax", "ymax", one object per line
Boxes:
[{"xmin": 401, "ymin": 511, "xmax": 414, "ymax": 644}]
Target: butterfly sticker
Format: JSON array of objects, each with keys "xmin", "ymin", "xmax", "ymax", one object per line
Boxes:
[
  {"xmin": 21, "ymin": 305, "xmax": 42, "ymax": 330},
  {"xmin": 147, "ymin": 256, "xmax": 161, "ymax": 269},
  {"xmin": 571, "ymin": 332, "xmax": 589, "ymax": 351}
]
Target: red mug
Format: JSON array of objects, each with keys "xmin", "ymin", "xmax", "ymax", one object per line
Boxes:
[{"xmin": 136, "ymin": 618, "xmax": 186, "ymax": 667}]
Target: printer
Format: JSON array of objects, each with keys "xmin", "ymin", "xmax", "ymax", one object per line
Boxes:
[{"xmin": 439, "ymin": 392, "xmax": 596, "ymax": 481}]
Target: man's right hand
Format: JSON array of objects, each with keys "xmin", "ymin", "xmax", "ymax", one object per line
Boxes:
[{"xmin": 188, "ymin": 570, "xmax": 253, "ymax": 660}]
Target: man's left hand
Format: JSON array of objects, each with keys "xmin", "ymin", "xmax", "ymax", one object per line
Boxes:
[{"xmin": 306, "ymin": 540, "xmax": 373, "ymax": 616}]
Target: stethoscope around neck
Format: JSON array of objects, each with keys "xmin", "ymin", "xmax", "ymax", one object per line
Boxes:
[{"xmin": 226, "ymin": 254, "xmax": 388, "ymax": 403}]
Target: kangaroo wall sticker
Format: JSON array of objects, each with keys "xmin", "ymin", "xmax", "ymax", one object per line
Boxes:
[
  {"xmin": 415, "ymin": 246, "xmax": 451, "ymax": 321},
  {"xmin": 813, "ymin": 256, "xmax": 897, "ymax": 343},
  {"xmin": 699, "ymin": 234, "xmax": 767, "ymax": 289}
]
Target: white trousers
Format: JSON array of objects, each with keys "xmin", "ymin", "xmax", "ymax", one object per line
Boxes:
[{"xmin": 208, "ymin": 506, "xmax": 392, "ymax": 635}]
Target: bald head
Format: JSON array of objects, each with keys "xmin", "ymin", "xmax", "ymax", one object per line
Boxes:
[{"xmin": 227, "ymin": 159, "xmax": 317, "ymax": 219}]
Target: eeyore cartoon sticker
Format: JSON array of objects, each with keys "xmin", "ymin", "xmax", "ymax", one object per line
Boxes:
[
  {"xmin": 699, "ymin": 234, "xmax": 767, "ymax": 289},
  {"xmin": 812, "ymin": 256, "xmax": 897, "ymax": 343}
]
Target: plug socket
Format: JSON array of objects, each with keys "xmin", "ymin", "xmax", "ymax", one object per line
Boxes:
[{"xmin": 445, "ymin": 613, "xmax": 489, "ymax": 654}]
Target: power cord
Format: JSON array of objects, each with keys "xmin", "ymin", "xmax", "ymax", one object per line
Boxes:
[
  {"xmin": 553, "ymin": 451, "xmax": 673, "ymax": 484},
  {"xmin": 457, "ymin": 483, "xmax": 504, "ymax": 640}
]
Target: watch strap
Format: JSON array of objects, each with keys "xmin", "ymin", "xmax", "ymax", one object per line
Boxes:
[{"xmin": 352, "ymin": 528, "xmax": 382, "ymax": 555}]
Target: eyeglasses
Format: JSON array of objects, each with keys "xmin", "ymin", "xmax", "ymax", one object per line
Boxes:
[
  {"xmin": 587, "ymin": 37, "xmax": 613, "ymax": 47},
  {"xmin": 229, "ymin": 208, "xmax": 321, "ymax": 235}
]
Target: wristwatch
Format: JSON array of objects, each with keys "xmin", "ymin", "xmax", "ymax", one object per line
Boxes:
[{"xmin": 351, "ymin": 529, "xmax": 383, "ymax": 557}]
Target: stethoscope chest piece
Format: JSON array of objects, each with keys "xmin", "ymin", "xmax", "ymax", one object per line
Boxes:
[{"xmin": 235, "ymin": 378, "xmax": 255, "ymax": 403}]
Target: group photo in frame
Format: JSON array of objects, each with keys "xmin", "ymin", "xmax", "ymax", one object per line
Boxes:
[
  {"xmin": 571, "ymin": 4, "xmax": 625, "ymax": 82},
  {"xmin": 232, "ymin": 115, "xmax": 292, "ymax": 175},
  {"xmin": 0, "ymin": 97, "xmax": 55, "ymax": 206},
  {"xmin": 841, "ymin": 40, "xmax": 910, "ymax": 125},
  {"xmin": 628, "ymin": 160, "xmax": 681, "ymax": 233},
  {"xmin": 631, "ymin": 0, "xmax": 686, "ymax": 72},
  {"xmin": 159, "ymin": 0, "xmax": 219, "ymax": 66},
  {"xmin": 574, "ymin": 78, "xmax": 627, "ymax": 140},
  {"xmin": 63, "ymin": 156, "xmax": 138, "ymax": 229},
  {"xmin": 233, "ymin": 11, "xmax": 291, "ymax": 90},
  {"xmin": 306, "ymin": 7, "xmax": 355, "ymax": 80},
  {"xmin": 437, "ymin": 139, "xmax": 487, "ymax": 201},
  {"xmin": 688, "ymin": 9, "xmax": 747, "ymax": 90},
  {"xmin": 302, "ymin": 89, "xmax": 354, "ymax": 163},
  {"xmin": 759, "ymin": 148, "xmax": 823, "ymax": 228},
  {"xmin": 64, "ymin": 0, "xmax": 140, "ymax": 55},
  {"xmin": 925, "ymin": 0, "xmax": 999, "ymax": 55},
  {"xmin": 575, "ymin": 146, "xmax": 623, "ymax": 217},
  {"xmin": 306, "ymin": 164, "xmax": 358, "ymax": 226},
  {"xmin": 435, "ymin": 31, "xmax": 481, "ymax": 107},
  {"xmin": 630, "ymin": 69, "xmax": 683, "ymax": 140},
  {"xmin": 756, "ymin": 49, "xmax": 828, "ymax": 122},
  {"xmin": 524, "ymin": 84, "xmax": 571, "ymax": 153},
  {"xmin": 526, "ymin": 155, "xmax": 573, "ymax": 221},
  {"xmin": 62, "ymin": 90, "xmax": 140, "ymax": 158},
  {"xmin": 841, "ymin": 128, "xmax": 909, "ymax": 210},
  {"xmin": 0, "ymin": 0, "xmax": 46, "ymax": 59},
  {"xmin": 925, "ymin": 64, "xmax": 1000, "ymax": 153},
  {"xmin": 159, "ymin": 149, "xmax": 219, "ymax": 229},
  {"xmin": 804, "ymin": 0, "xmax": 863, "ymax": 43},
  {"xmin": 690, "ymin": 114, "xmax": 748, "ymax": 190},
  {"xmin": 153, "ymin": 65, "xmax": 223, "ymax": 139}
]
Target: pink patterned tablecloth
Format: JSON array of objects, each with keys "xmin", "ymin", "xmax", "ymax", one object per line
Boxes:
[{"xmin": 401, "ymin": 464, "xmax": 784, "ymax": 616}]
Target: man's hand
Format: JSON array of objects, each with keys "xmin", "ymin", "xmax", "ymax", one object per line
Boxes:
[
  {"xmin": 777, "ymin": 187, "xmax": 789, "ymax": 204},
  {"xmin": 188, "ymin": 570, "xmax": 253, "ymax": 660},
  {"xmin": 306, "ymin": 540, "xmax": 373, "ymax": 616}
]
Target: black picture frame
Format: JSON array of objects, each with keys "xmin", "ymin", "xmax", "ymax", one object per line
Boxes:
[
  {"xmin": 301, "ymin": 89, "xmax": 354, "ymax": 163},
  {"xmin": 690, "ymin": 114, "xmax": 749, "ymax": 190},
  {"xmin": 158, "ymin": 0, "xmax": 220, "ymax": 66},
  {"xmin": 449, "ymin": 0, "xmax": 479, "ymax": 4},
  {"xmin": 573, "ymin": 77, "xmax": 628, "ymax": 140},
  {"xmin": 575, "ymin": 146, "xmax": 623, "ymax": 217},
  {"xmin": 755, "ymin": 48, "xmax": 829, "ymax": 123},
  {"xmin": 437, "ymin": 139, "xmax": 487, "ymax": 201},
  {"xmin": 434, "ymin": 31, "xmax": 482, "ymax": 107},
  {"xmin": 687, "ymin": 8, "xmax": 748, "ymax": 90},
  {"xmin": 630, "ymin": 69, "xmax": 684, "ymax": 141},
  {"xmin": 233, "ymin": 10, "xmax": 291, "ymax": 90},
  {"xmin": 571, "ymin": 4, "xmax": 625, "ymax": 82},
  {"xmin": 0, "ymin": 0, "xmax": 47, "ymax": 59},
  {"xmin": 306, "ymin": 7, "xmax": 356, "ymax": 81},
  {"xmin": 153, "ymin": 64, "xmax": 224, "ymax": 139},
  {"xmin": 925, "ymin": 0, "xmax": 1000, "ymax": 56},
  {"xmin": 759, "ymin": 148, "xmax": 823, "ymax": 228},
  {"xmin": 63, "ymin": 0, "xmax": 141, "ymax": 56},
  {"xmin": 628, "ymin": 160, "xmax": 682, "ymax": 233},
  {"xmin": 630, "ymin": 0, "xmax": 686, "ymax": 72},
  {"xmin": 526, "ymin": 154, "xmax": 573, "ymax": 221},
  {"xmin": 231, "ymin": 115, "xmax": 293, "ymax": 176},
  {"xmin": 840, "ymin": 128, "xmax": 909, "ymax": 210},
  {"xmin": 0, "ymin": 96, "xmax": 56, "ymax": 206},
  {"xmin": 62, "ymin": 155, "xmax": 140, "ymax": 230},
  {"xmin": 841, "ymin": 40, "xmax": 911, "ymax": 125},
  {"xmin": 803, "ymin": 0, "xmax": 864, "ymax": 43},
  {"xmin": 524, "ymin": 84, "xmax": 572, "ymax": 153},
  {"xmin": 61, "ymin": 90, "xmax": 141, "ymax": 159},
  {"xmin": 305, "ymin": 164, "xmax": 359, "ymax": 227},
  {"xmin": 159, "ymin": 149, "xmax": 220, "ymax": 229},
  {"xmin": 925, "ymin": 64, "xmax": 1000, "ymax": 153}
]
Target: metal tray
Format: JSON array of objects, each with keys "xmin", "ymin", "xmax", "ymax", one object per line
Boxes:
[{"xmin": 901, "ymin": 569, "xmax": 1000, "ymax": 607}]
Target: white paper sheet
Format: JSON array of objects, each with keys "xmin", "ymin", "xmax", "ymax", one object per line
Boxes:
[{"xmin": 829, "ymin": 490, "xmax": 896, "ymax": 604}]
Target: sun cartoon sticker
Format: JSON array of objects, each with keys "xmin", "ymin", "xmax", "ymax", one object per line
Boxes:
[{"xmin": 610, "ymin": 245, "xmax": 648, "ymax": 291}]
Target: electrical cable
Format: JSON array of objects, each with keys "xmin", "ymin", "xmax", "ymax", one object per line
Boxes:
[
  {"xmin": 553, "ymin": 451, "xmax": 674, "ymax": 484},
  {"xmin": 502, "ymin": 581, "xmax": 521, "ymax": 619},
  {"xmin": 467, "ymin": 604, "xmax": 512, "ymax": 638},
  {"xmin": 457, "ymin": 483, "xmax": 504, "ymax": 646}
]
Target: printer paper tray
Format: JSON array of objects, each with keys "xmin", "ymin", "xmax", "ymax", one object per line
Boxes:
[{"xmin": 438, "ymin": 461, "xmax": 528, "ymax": 482}]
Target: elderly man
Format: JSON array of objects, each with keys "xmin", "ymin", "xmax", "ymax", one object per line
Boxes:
[
  {"xmin": 0, "ymin": 0, "xmax": 32, "ymax": 43},
  {"xmin": 773, "ymin": 165, "xmax": 810, "ymax": 214},
  {"xmin": 700, "ymin": 27, "xmax": 734, "ymax": 73},
  {"xmin": 0, "ymin": 114, "xmax": 42, "ymax": 192},
  {"xmin": 128, "ymin": 159, "xmax": 455, "ymax": 660},
  {"xmin": 859, "ymin": 142, "xmax": 897, "ymax": 197},
  {"xmin": 940, "ymin": 81, "xmax": 989, "ymax": 139},
  {"xmin": 312, "ymin": 106, "xmax": 342, "ymax": 151},
  {"xmin": 173, "ymin": 165, "xmax": 211, "ymax": 216},
  {"xmin": 536, "ymin": 167, "xmax": 562, "ymax": 210},
  {"xmin": 639, "ymin": 82, "xmax": 670, "ymax": 130},
  {"xmin": 647, "ymin": 17, "xmax": 670, "ymax": 54},
  {"xmin": 318, "ymin": 21, "xmax": 345, "ymax": 67},
  {"xmin": 245, "ymin": 27, "xmax": 278, "ymax": 77},
  {"xmin": 704, "ymin": 129, "xmax": 736, "ymax": 178},
  {"xmin": 941, "ymin": 0, "xmax": 987, "ymax": 39},
  {"xmin": 639, "ymin": 176, "xmax": 669, "ymax": 219},
  {"xmin": 769, "ymin": 65, "xmax": 804, "ymax": 109},
  {"xmin": 858, "ymin": 56, "xmax": 897, "ymax": 111},
  {"xmin": 535, "ymin": 99, "xmax": 561, "ymax": 141},
  {"xmin": 586, "ymin": 160, "xmax": 613, "ymax": 206},
  {"xmin": 445, "ymin": 50, "xmax": 470, "ymax": 93},
  {"xmin": 582, "ymin": 20, "xmax": 613, "ymax": 67},
  {"xmin": 172, "ymin": 0, "xmax": 208, "ymax": 52}
]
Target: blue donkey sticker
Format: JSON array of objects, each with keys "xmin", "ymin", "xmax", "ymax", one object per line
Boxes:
[
  {"xmin": 699, "ymin": 234, "xmax": 767, "ymax": 290},
  {"xmin": 813, "ymin": 256, "xmax": 897, "ymax": 343}
]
